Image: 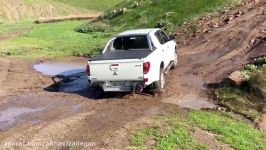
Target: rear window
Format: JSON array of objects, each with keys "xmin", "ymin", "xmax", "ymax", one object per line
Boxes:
[{"xmin": 112, "ymin": 35, "xmax": 150, "ymax": 50}]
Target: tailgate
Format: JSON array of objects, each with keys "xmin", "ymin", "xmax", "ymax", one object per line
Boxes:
[{"xmin": 89, "ymin": 59, "xmax": 144, "ymax": 81}]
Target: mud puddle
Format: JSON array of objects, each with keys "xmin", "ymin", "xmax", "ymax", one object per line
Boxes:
[
  {"xmin": 33, "ymin": 57, "xmax": 87, "ymax": 76},
  {"xmin": 0, "ymin": 107, "xmax": 44, "ymax": 130},
  {"xmin": 0, "ymin": 94, "xmax": 83, "ymax": 130},
  {"xmin": 163, "ymin": 75, "xmax": 217, "ymax": 109},
  {"xmin": 34, "ymin": 57, "xmax": 89, "ymax": 93}
]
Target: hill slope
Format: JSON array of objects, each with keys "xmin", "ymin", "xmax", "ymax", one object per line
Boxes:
[
  {"xmin": 78, "ymin": 0, "xmax": 242, "ymax": 33},
  {"xmin": 0, "ymin": 0, "xmax": 98, "ymax": 22},
  {"xmin": 52, "ymin": 0, "xmax": 123, "ymax": 10}
]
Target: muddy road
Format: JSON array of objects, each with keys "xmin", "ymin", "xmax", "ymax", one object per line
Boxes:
[{"xmin": 0, "ymin": 1, "xmax": 265, "ymax": 149}]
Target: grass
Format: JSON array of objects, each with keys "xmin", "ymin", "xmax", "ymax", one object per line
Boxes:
[
  {"xmin": 188, "ymin": 110, "xmax": 266, "ymax": 150},
  {"xmin": 216, "ymin": 85, "xmax": 263, "ymax": 120},
  {"xmin": 52, "ymin": 0, "xmax": 123, "ymax": 10},
  {"xmin": 78, "ymin": 0, "xmax": 241, "ymax": 33},
  {"xmin": 0, "ymin": 21, "xmax": 109, "ymax": 58},
  {"xmin": 130, "ymin": 110, "xmax": 266, "ymax": 150},
  {"xmin": 117, "ymin": 0, "xmax": 238, "ymax": 30},
  {"xmin": 131, "ymin": 113, "xmax": 208, "ymax": 150},
  {"xmin": 73, "ymin": 0, "xmax": 242, "ymax": 57},
  {"xmin": 1, "ymin": 0, "xmax": 242, "ymax": 58},
  {"xmin": 216, "ymin": 63, "xmax": 266, "ymax": 121}
]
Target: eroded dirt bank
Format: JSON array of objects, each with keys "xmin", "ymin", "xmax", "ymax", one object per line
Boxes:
[
  {"xmin": 163, "ymin": 1, "xmax": 266, "ymax": 107},
  {"xmin": 0, "ymin": 1, "xmax": 265, "ymax": 149}
]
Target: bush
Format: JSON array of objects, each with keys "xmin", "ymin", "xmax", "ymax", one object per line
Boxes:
[
  {"xmin": 254, "ymin": 56, "xmax": 266, "ymax": 66},
  {"xmin": 75, "ymin": 22, "xmax": 109, "ymax": 33},
  {"xmin": 156, "ymin": 19, "xmax": 173, "ymax": 31},
  {"xmin": 249, "ymin": 67, "xmax": 266, "ymax": 90}
]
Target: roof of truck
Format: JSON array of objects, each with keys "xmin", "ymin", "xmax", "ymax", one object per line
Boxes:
[{"xmin": 118, "ymin": 28, "xmax": 159, "ymax": 36}]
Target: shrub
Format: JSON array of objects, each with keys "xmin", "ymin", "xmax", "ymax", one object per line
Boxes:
[
  {"xmin": 249, "ymin": 67, "xmax": 266, "ymax": 90},
  {"xmin": 254, "ymin": 56, "xmax": 266, "ymax": 67},
  {"xmin": 156, "ymin": 19, "xmax": 173, "ymax": 31},
  {"xmin": 75, "ymin": 22, "xmax": 109, "ymax": 33}
]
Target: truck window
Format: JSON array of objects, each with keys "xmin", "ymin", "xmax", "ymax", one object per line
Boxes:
[
  {"xmin": 155, "ymin": 30, "xmax": 169, "ymax": 45},
  {"xmin": 111, "ymin": 35, "xmax": 150, "ymax": 50}
]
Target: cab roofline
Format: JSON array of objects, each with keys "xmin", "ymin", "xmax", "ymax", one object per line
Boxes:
[{"xmin": 118, "ymin": 28, "xmax": 159, "ymax": 36}]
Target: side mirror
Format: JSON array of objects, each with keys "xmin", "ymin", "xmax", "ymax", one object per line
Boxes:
[{"xmin": 169, "ymin": 34, "xmax": 177, "ymax": 41}]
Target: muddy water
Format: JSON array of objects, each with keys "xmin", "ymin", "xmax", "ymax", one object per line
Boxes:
[
  {"xmin": 0, "ymin": 94, "xmax": 83, "ymax": 130},
  {"xmin": 163, "ymin": 74, "xmax": 217, "ymax": 109},
  {"xmin": 0, "ymin": 107, "xmax": 44, "ymax": 130},
  {"xmin": 34, "ymin": 57, "xmax": 87, "ymax": 76},
  {"xmin": 34, "ymin": 57, "xmax": 89, "ymax": 93}
]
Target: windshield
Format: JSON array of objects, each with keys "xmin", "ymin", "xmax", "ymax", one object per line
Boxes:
[{"xmin": 108, "ymin": 35, "xmax": 150, "ymax": 51}]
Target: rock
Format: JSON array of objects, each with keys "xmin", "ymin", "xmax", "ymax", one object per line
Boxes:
[
  {"xmin": 227, "ymin": 70, "xmax": 247, "ymax": 86},
  {"xmin": 213, "ymin": 23, "xmax": 219, "ymax": 28},
  {"xmin": 120, "ymin": 7, "xmax": 128, "ymax": 14},
  {"xmin": 221, "ymin": 16, "xmax": 230, "ymax": 24},
  {"xmin": 252, "ymin": 0, "xmax": 261, "ymax": 4},
  {"xmin": 229, "ymin": 15, "xmax": 235, "ymax": 21},
  {"xmin": 202, "ymin": 28, "xmax": 209, "ymax": 33},
  {"xmin": 255, "ymin": 114, "xmax": 266, "ymax": 131}
]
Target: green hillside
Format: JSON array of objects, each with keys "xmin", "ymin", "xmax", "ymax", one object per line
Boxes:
[
  {"xmin": 52, "ymin": 0, "xmax": 123, "ymax": 10},
  {"xmin": 78, "ymin": 0, "xmax": 241, "ymax": 33},
  {"xmin": 0, "ymin": 0, "xmax": 242, "ymax": 58}
]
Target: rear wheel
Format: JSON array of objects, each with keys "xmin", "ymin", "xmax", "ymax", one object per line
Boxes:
[
  {"xmin": 88, "ymin": 84, "xmax": 104, "ymax": 99},
  {"xmin": 172, "ymin": 51, "xmax": 178, "ymax": 69},
  {"xmin": 155, "ymin": 67, "xmax": 166, "ymax": 93}
]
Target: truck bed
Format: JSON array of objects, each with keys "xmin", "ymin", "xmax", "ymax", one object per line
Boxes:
[{"xmin": 90, "ymin": 50, "xmax": 152, "ymax": 61}]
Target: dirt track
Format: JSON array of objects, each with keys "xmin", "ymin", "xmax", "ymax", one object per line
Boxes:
[{"xmin": 0, "ymin": 1, "xmax": 265, "ymax": 149}]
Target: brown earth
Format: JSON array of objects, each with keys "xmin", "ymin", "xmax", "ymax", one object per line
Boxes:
[
  {"xmin": 34, "ymin": 14, "xmax": 99, "ymax": 24},
  {"xmin": 192, "ymin": 128, "xmax": 233, "ymax": 150},
  {"xmin": 0, "ymin": 1, "xmax": 265, "ymax": 150}
]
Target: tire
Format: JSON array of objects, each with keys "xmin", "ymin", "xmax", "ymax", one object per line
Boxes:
[
  {"xmin": 171, "ymin": 51, "xmax": 178, "ymax": 69},
  {"xmin": 155, "ymin": 67, "xmax": 166, "ymax": 93},
  {"xmin": 88, "ymin": 84, "xmax": 104, "ymax": 99}
]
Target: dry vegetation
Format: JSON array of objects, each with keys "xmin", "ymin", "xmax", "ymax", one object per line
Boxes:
[{"xmin": 0, "ymin": 0, "xmax": 97, "ymax": 22}]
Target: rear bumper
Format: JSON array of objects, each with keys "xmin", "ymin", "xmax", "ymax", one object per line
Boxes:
[{"xmin": 90, "ymin": 81, "xmax": 145, "ymax": 92}]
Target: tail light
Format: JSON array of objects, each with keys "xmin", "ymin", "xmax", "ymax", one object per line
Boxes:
[
  {"xmin": 86, "ymin": 64, "xmax": 90, "ymax": 76},
  {"xmin": 143, "ymin": 62, "xmax": 150, "ymax": 74},
  {"xmin": 144, "ymin": 78, "xmax": 148, "ymax": 82}
]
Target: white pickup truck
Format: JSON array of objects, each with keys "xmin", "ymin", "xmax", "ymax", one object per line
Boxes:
[{"xmin": 86, "ymin": 28, "xmax": 178, "ymax": 93}]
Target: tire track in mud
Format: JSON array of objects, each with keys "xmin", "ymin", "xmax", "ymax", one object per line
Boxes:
[{"xmin": 0, "ymin": 57, "xmax": 10, "ymax": 96}]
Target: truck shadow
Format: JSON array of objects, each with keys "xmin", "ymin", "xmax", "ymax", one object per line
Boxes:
[{"xmin": 43, "ymin": 70, "xmax": 152, "ymax": 99}]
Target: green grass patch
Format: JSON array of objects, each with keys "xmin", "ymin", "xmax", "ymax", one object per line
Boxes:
[
  {"xmin": 130, "ymin": 113, "xmax": 208, "ymax": 150},
  {"xmin": 78, "ymin": 0, "xmax": 241, "ymax": 33},
  {"xmin": 0, "ymin": 22, "xmax": 34, "ymax": 34},
  {"xmin": 131, "ymin": 127, "xmax": 158, "ymax": 147},
  {"xmin": 130, "ymin": 110, "xmax": 266, "ymax": 150},
  {"xmin": 0, "ymin": 21, "xmax": 109, "ymax": 58},
  {"xmin": 74, "ymin": 0, "xmax": 242, "ymax": 58},
  {"xmin": 188, "ymin": 110, "xmax": 266, "ymax": 150},
  {"xmin": 216, "ymin": 86, "xmax": 262, "ymax": 120},
  {"xmin": 0, "ymin": 0, "xmax": 243, "ymax": 58},
  {"xmin": 216, "ymin": 62, "xmax": 266, "ymax": 120},
  {"xmin": 52, "ymin": 0, "xmax": 123, "ymax": 10}
]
